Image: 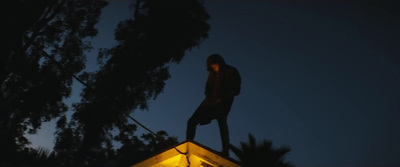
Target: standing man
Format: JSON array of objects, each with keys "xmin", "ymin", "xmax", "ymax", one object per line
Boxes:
[{"xmin": 186, "ymin": 54, "xmax": 241, "ymax": 156}]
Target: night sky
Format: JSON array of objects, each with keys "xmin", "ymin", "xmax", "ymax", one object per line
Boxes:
[{"xmin": 27, "ymin": 1, "xmax": 400, "ymax": 167}]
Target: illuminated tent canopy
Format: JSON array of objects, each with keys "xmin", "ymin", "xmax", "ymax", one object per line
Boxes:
[{"xmin": 131, "ymin": 140, "xmax": 241, "ymax": 167}]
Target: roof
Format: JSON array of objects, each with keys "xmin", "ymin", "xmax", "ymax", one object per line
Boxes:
[{"xmin": 131, "ymin": 140, "xmax": 241, "ymax": 167}]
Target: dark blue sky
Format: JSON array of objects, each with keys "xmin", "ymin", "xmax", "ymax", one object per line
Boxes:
[{"xmin": 27, "ymin": 1, "xmax": 400, "ymax": 167}]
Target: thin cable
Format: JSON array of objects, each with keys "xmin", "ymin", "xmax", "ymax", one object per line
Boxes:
[
  {"xmin": 125, "ymin": 113, "xmax": 157, "ymax": 136},
  {"xmin": 39, "ymin": 46, "xmax": 191, "ymax": 165},
  {"xmin": 126, "ymin": 112, "xmax": 190, "ymax": 165},
  {"xmin": 36, "ymin": 44, "xmax": 90, "ymax": 89}
]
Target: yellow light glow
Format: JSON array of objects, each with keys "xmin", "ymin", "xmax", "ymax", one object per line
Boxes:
[
  {"xmin": 131, "ymin": 141, "xmax": 241, "ymax": 167},
  {"xmin": 153, "ymin": 154, "xmax": 182, "ymax": 167}
]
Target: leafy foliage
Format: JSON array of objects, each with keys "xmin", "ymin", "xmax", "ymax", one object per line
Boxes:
[
  {"xmin": 3, "ymin": 0, "xmax": 210, "ymax": 166},
  {"xmin": 230, "ymin": 134, "xmax": 294, "ymax": 167},
  {"xmin": 116, "ymin": 131, "xmax": 178, "ymax": 166},
  {"xmin": 1, "ymin": 0, "xmax": 107, "ymax": 164},
  {"xmin": 54, "ymin": 0, "xmax": 210, "ymax": 165}
]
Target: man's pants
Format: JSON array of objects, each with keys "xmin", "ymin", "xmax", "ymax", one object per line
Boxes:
[{"xmin": 186, "ymin": 98, "xmax": 233, "ymax": 155}]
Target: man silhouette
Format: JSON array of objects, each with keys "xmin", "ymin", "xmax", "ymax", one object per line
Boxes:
[{"xmin": 186, "ymin": 54, "xmax": 241, "ymax": 156}]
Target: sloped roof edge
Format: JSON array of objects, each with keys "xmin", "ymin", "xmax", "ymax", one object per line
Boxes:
[{"xmin": 131, "ymin": 140, "xmax": 241, "ymax": 167}]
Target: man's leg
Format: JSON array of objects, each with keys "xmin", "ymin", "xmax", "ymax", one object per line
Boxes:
[
  {"xmin": 186, "ymin": 115, "xmax": 198, "ymax": 140},
  {"xmin": 217, "ymin": 116, "xmax": 230, "ymax": 156},
  {"xmin": 186, "ymin": 103, "xmax": 210, "ymax": 140}
]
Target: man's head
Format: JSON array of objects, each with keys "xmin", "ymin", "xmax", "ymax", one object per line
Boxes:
[{"xmin": 207, "ymin": 54, "xmax": 225, "ymax": 72}]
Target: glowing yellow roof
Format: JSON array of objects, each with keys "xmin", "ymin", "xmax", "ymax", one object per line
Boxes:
[{"xmin": 131, "ymin": 141, "xmax": 241, "ymax": 167}]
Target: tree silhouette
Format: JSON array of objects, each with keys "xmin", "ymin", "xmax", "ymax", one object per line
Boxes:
[
  {"xmin": 116, "ymin": 131, "xmax": 178, "ymax": 167},
  {"xmin": 54, "ymin": 0, "xmax": 210, "ymax": 165},
  {"xmin": 1, "ymin": 0, "xmax": 107, "ymax": 165},
  {"xmin": 230, "ymin": 134, "xmax": 294, "ymax": 167},
  {"xmin": 2, "ymin": 0, "xmax": 209, "ymax": 165}
]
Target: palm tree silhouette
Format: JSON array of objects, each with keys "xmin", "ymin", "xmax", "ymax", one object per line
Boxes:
[{"xmin": 230, "ymin": 134, "xmax": 294, "ymax": 167}]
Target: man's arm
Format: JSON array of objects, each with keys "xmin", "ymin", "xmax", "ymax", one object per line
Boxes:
[{"xmin": 221, "ymin": 66, "xmax": 241, "ymax": 99}]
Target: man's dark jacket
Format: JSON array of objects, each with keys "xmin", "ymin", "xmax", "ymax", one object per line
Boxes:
[{"xmin": 204, "ymin": 64, "xmax": 241, "ymax": 107}]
